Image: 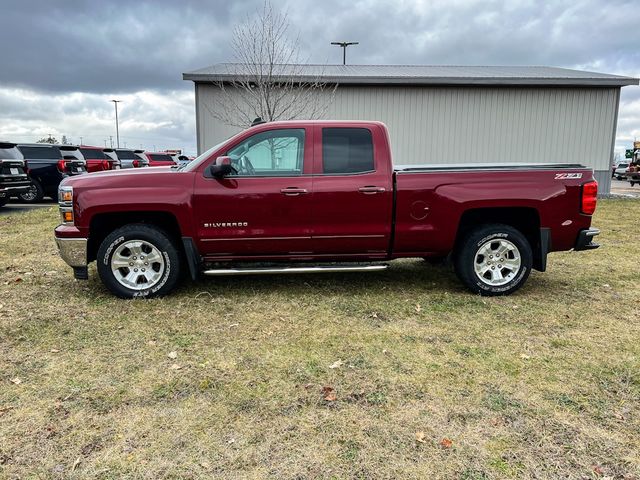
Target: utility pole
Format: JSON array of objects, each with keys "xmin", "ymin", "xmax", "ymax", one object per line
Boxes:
[
  {"xmin": 111, "ymin": 99, "xmax": 122, "ymax": 148},
  {"xmin": 331, "ymin": 41, "xmax": 359, "ymax": 65},
  {"xmin": 109, "ymin": 136, "xmax": 113, "ymax": 148},
  {"xmin": 79, "ymin": 136, "xmax": 83, "ymax": 145}
]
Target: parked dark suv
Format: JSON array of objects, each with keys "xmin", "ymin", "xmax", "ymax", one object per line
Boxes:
[
  {"xmin": 17, "ymin": 144, "xmax": 86, "ymax": 202},
  {"xmin": 0, "ymin": 141, "xmax": 31, "ymax": 207}
]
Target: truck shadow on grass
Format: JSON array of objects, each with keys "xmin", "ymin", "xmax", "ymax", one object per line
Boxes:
[{"xmin": 81, "ymin": 258, "xmax": 555, "ymax": 301}]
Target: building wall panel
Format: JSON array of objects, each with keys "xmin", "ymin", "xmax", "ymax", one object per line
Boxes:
[{"xmin": 196, "ymin": 84, "xmax": 619, "ymax": 192}]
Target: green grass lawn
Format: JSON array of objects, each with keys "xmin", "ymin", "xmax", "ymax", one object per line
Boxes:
[{"xmin": 1, "ymin": 199, "xmax": 639, "ymax": 479}]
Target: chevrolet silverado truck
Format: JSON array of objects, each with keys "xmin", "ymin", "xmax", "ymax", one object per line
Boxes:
[{"xmin": 54, "ymin": 121, "xmax": 600, "ymax": 298}]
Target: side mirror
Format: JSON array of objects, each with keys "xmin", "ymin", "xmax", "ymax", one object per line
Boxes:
[{"xmin": 205, "ymin": 156, "xmax": 237, "ymax": 178}]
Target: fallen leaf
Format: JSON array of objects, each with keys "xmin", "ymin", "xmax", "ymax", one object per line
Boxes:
[
  {"xmin": 148, "ymin": 340, "xmax": 157, "ymax": 346},
  {"xmin": 593, "ymin": 465, "xmax": 604, "ymax": 475},
  {"xmin": 322, "ymin": 386, "xmax": 337, "ymax": 401},
  {"xmin": 602, "ymin": 284, "xmax": 610, "ymax": 288},
  {"xmin": 14, "ymin": 278, "xmax": 22, "ymax": 283},
  {"xmin": 10, "ymin": 378, "xmax": 21, "ymax": 385},
  {"xmin": 167, "ymin": 351, "xmax": 178, "ymax": 359},
  {"xmin": 169, "ymin": 364, "xmax": 182, "ymax": 370},
  {"xmin": 440, "ymin": 438, "xmax": 453, "ymax": 449},
  {"xmin": 415, "ymin": 304, "xmax": 422, "ymax": 313},
  {"xmin": 72, "ymin": 457, "xmax": 81, "ymax": 471},
  {"xmin": 329, "ymin": 360, "xmax": 344, "ymax": 369},
  {"xmin": 50, "ymin": 349, "xmax": 60, "ymax": 353},
  {"xmin": 520, "ymin": 353, "xmax": 531, "ymax": 360},
  {"xmin": 0, "ymin": 406, "xmax": 14, "ymax": 416},
  {"xmin": 415, "ymin": 431, "xmax": 426, "ymax": 443}
]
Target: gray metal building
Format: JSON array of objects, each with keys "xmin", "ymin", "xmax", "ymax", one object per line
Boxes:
[{"xmin": 183, "ymin": 64, "xmax": 639, "ymax": 193}]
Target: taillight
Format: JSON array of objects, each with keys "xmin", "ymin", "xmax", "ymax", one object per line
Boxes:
[
  {"xmin": 132, "ymin": 159, "xmax": 139, "ymax": 168},
  {"xmin": 57, "ymin": 159, "xmax": 68, "ymax": 173},
  {"xmin": 102, "ymin": 159, "xmax": 111, "ymax": 170},
  {"xmin": 581, "ymin": 181, "xmax": 598, "ymax": 215}
]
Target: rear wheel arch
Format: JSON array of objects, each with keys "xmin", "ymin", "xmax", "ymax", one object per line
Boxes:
[{"xmin": 453, "ymin": 207, "xmax": 543, "ymax": 267}]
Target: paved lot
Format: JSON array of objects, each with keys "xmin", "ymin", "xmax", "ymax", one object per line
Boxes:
[
  {"xmin": 0, "ymin": 200, "xmax": 55, "ymax": 215},
  {"xmin": 611, "ymin": 178, "xmax": 640, "ymax": 197}
]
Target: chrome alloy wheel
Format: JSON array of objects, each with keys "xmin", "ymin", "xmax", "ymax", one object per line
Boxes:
[
  {"xmin": 110, "ymin": 240, "xmax": 165, "ymax": 291},
  {"xmin": 473, "ymin": 238, "xmax": 521, "ymax": 286},
  {"xmin": 20, "ymin": 184, "xmax": 38, "ymax": 202}
]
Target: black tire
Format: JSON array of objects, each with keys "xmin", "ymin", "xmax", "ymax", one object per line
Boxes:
[
  {"xmin": 18, "ymin": 179, "xmax": 44, "ymax": 203},
  {"xmin": 454, "ymin": 224, "xmax": 532, "ymax": 296},
  {"xmin": 97, "ymin": 224, "xmax": 182, "ymax": 299}
]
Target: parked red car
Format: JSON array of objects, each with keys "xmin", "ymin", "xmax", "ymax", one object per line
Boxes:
[
  {"xmin": 54, "ymin": 120, "xmax": 599, "ymax": 298},
  {"xmin": 78, "ymin": 146, "xmax": 120, "ymax": 173},
  {"xmin": 143, "ymin": 152, "xmax": 177, "ymax": 167}
]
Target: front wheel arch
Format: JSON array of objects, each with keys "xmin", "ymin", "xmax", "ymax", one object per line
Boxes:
[{"xmin": 96, "ymin": 223, "xmax": 182, "ymax": 298}]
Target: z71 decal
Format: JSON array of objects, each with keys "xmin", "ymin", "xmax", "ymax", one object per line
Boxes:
[{"xmin": 555, "ymin": 173, "xmax": 583, "ymax": 180}]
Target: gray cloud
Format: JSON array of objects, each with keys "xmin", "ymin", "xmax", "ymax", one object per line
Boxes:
[{"xmin": 0, "ymin": 0, "xmax": 638, "ymax": 156}]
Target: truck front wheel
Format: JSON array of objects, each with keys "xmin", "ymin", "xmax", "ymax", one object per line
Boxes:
[
  {"xmin": 454, "ymin": 224, "xmax": 532, "ymax": 296},
  {"xmin": 97, "ymin": 224, "xmax": 182, "ymax": 299}
]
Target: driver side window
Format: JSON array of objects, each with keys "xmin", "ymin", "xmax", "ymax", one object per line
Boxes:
[{"xmin": 226, "ymin": 128, "xmax": 305, "ymax": 176}]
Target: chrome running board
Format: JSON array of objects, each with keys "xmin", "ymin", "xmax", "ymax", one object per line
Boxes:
[{"xmin": 203, "ymin": 264, "xmax": 388, "ymax": 276}]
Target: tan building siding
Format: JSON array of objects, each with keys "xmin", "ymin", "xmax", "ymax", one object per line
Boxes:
[{"xmin": 195, "ymin": 84, "xmax": 619, "ymax": 192}]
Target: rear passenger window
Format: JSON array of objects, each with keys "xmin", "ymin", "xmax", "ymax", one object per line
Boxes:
[
  {"xmin": 18, "ymin": 146, "xmax": 62, "ymax": 159},
  {"xmin": 322, "ymin": 128, "xmax": 374, "ymax": 174}
]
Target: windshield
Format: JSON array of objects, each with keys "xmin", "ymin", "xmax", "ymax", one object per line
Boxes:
[{"xmin": 180, "ymin": 134, "xmax": 239, "ymax": 172}]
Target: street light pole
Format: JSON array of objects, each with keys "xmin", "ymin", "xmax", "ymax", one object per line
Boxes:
[
  {"xmin": 331, "ymin": 41, "xmax": 359, "ymax": 65},
  {"xmin": 111, "ymin": 99, "xmax": 122, "ymax": 148}
]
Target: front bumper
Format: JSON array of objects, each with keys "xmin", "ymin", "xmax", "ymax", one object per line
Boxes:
[
  {"xmin": 574, "ymin": 228, "xmax": 600, "ymax": 251},
  {"xmin": 55, "ymin": 237, "xmax": 88, "ymax": 267},
  {"xmin": 0, "ymin": 183, "xmax": 32, "ymax": 197}
]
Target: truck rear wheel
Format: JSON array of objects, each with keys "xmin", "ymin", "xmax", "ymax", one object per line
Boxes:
[
  {"xmin": 97, "ymin": 224, "xmax": 182, "ymax": 299},
  {"xmin": 454, "ymin": 224, "xmax": 532, "ymax": 296}
]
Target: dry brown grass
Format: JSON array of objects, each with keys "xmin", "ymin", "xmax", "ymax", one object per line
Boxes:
[{"xmin": 1, "ymin": 199, "xmax": 639, "ymax": 479}]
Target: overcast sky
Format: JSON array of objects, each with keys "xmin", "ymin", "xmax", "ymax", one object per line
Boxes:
[{"xmin": 0, "ymin": 0, "xmax": 638, "ymax": 157}]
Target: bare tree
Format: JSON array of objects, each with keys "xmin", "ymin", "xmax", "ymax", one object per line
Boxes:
[{"xmin": 209, "ymin": 1, "xmax": 336, "ymax": 128}]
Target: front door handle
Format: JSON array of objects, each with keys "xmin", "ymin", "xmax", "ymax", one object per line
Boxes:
[
  {"xmin": 358, "ymin": 186, "xmax": 386, "ymax": 194},
  {"xmin": 281, "ymin": 187, "xmax": 308, "ymax": 196}
]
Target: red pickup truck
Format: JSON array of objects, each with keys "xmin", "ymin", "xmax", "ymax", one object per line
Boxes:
[{"xmin": 54, "ymin": 121, "xmax": 599, "ymax": 298}]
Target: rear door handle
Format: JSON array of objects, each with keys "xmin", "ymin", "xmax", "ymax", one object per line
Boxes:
[
  {"xmin": 358, "ymin": 186, "xmax": 386, "ymax": 194},
  {"xmin": 281, "ymin": 187, "xmax": 308, "ymax": 196}
]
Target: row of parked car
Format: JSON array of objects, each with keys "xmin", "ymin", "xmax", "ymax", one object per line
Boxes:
[{"xmin": 0, "ymin": 142, "xmax": 192, "ymax": 205}]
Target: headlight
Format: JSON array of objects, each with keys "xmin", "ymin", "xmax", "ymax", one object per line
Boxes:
[
  {"xmin": 58, "ymin": 185, "xmax": 74, "ymax": 225},
  {"xmin": 59, "ymin": 185, "xmax": 73, "ymax": 204}
]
